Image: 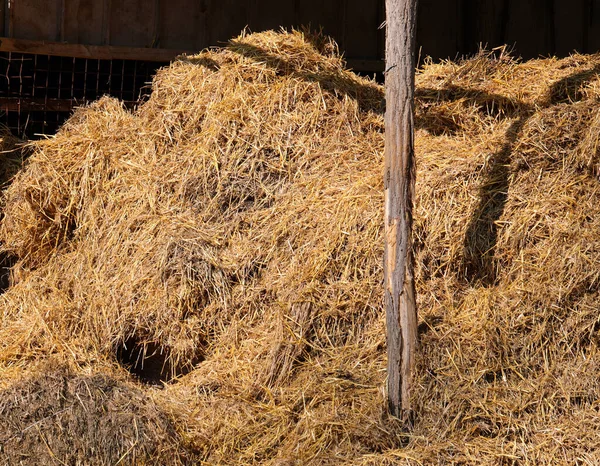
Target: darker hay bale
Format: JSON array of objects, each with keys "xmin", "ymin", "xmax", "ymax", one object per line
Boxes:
[{"xmin": 0, "ymin": 366, "xmax": 193, "ymax": 465}]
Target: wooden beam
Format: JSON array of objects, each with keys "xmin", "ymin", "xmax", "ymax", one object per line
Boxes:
[
  {"xmin": 384, "ymin": 0, "xmax": 418, "ymax": 423},
  {"xmin": 0, "ymin": 97, "xmax": 78, "ymax": 112},
  {"xmin": 0, "ymin": 36, "xmax": 382, "ymax": 71},
  {"xmin": 0, "ymin": 97, "xmax": 138, "ymax": 113},
  {"xmin": 0, "ymin": 36, "xmax": 191, "ymax": 62}
]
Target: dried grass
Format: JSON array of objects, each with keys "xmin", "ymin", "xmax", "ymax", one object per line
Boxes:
[
  {"xmin": 0, "ymin": 30, "xmax": 600, "ymax": 464},
  {"xmin": 0, "ymin": 363, "xmax": 192, "ymax": 465},
  {"xmin": 0, "ymin": 125, "xmax": 26, "ymax": 188}
]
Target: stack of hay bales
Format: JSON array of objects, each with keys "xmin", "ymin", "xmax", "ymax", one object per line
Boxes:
[{"xmin": 0, "ymin": 30, "xmax": 599, "ymax": 464}]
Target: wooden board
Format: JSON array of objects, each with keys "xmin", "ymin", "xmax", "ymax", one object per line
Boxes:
[
  {"xmin": 159, "ymin": 0, "xmax": 205, "ymax": 51},
  {"xmin": 248, "ymin": 1, "xmax": 296, "ymax": 33},
  {"xmin": 505, "ymin": 0, "xmax": 554, "ymax": 58},
  {"xmin": 554, "ymin": 0, "xmax": 585, "ymax": 55},
  {"xmin": 345, "ymin": 0, "xmax": 380, "ymax": 59},
  {"xmin": 0, "ymin": 97, "xmax": 78, "ymax": 112},
  {"xmin": 294, "ymin": 0, "xmax": 343, "ymax": 40},
  {"xmin": 586, "ymin": 0, "xmax": 600, "ymax": 52},
  {"xmin": 12, "ymin": 0, "xmax": 59, "ymax": 41},
  {"xmin": 0, "ymin": 0, "xmax": 5, "ymax": 37},
  {"xmin": 109, "ymin": 0, "xmax": 157, "ymax": 47},
  {"xmin": 63, "ymin": 0, "xmax": 105, "ymax": 45},
  {"xmin": 206, "ymin": 0, "xmax": 249, "ymax": 46},
  {"xmin": 417, "ymin": 0, "xmax": 463, "ymax": 60},
  {"xmin": 462, "ymin": 0, "xmax": 509, "ymax": 55},
  {"xmin": 0, "ymin": 37, "xmax": 190, "ymax": 62}
]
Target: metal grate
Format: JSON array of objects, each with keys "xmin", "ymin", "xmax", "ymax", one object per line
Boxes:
[{"xmin": 0, "ymin": 51, "xmax": 166, "ymax": 138}]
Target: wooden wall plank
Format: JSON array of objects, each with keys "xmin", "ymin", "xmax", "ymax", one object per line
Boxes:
[
  {"xmin": 206, "ymin": 0, "xmax": 248, "ymax": 46},
  {"xmin": 63, "ymin": 0, "xmax": 104, "ymax": 45},
  {"xmin": 0, "ymin": 0, "xmax": 5, "ymax": 37},
  {"xmin": 57, "ymin": 0, "xmax": 65, "ymax": 41},
  {"xmin": 586, "ymin": 0, "xmax": 600, "ymax": 52},
  {"xmin": 294, "ymin": 0, "xmax": 342, "ymax": 40},
  {"xmin": 504, "ymin": 0, "xmax": 555, "ymax": 58},
  {"xmin": 159, "ymin": 0, "xmax": 204, "ymax": 50},
  {"xmin": 109, "ymin": 0, "xmax": 156, "ymax": 47},
  {"xmin": 12, "ymin": 0, "xmax": 59, "ymax": 41},
  {"xmin": 554, "ymin": 0, "xmax": 585, "ymax": 55},
  {"xmin": 462, "ymin": 0, "xmax": 508, "ymax": 55},
  {"xmin": 344, "ymin": 0, "xmax": 380, "ymax": 59},
  {"xmin": 376, "ymin": 0, "xmax": 385, "ymax": 60},
  {"xmin": 247, "ymin": 0, "xmax": 258, "ymax": 30},
  {"xmin": 8, "ymin": 0, "xmax": 14, "ymax": 37},
  {"xmin": 338, "ymin": 0, "xmax": 348, "ymax": 51},
  {"xmin": 417, "ymin": 0, "xmax": 463, "ymax": 60},
  {"xmin": 248, "ymin": 1, "xmax": 295, "ymax": 32}
]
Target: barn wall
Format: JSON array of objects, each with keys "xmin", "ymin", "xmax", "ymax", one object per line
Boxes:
[
  {"xmin": 1, "ymin": 0, "xmax": 385, "ymax": 68},
  {"xmin": 420, "ymin": 0, "xmax": 597, "ymax": 60},
  {"xmin": 2, "ymin": 0, "xmax": 600, "ymax": 68},
  {"xmin": 0, "ymin": 2, "xmax": 4, "ymax": 37}
]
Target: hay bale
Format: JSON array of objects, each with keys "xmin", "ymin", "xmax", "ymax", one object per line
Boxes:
[
  {"xmin": 0, "ymin": 365, "xmax": 193, "ymax": 465},
  {"xmin": 1, "ymin": 30, "xmax": 600, "ymax": 464}
]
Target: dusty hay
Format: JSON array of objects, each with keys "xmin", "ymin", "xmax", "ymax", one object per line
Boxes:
[
  {"xmin": 0, "ymin": 363, "xmax": 194, "ymax": 465},
  {"xmin": 0, "ymin": 30, "xmax": 600, "ymax": 464}
]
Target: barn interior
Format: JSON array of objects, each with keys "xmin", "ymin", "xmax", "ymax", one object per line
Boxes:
[
  {"xmin": 2, "ymin": 2, "xmax": 600, "ymax": 465},
  {"xmin": 1, "ymin": 0, "xmax": 598, "ymax": 138}
]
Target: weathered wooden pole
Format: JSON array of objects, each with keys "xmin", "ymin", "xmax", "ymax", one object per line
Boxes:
[{"xmin": 384, "ymin": 0, "xmax": 418, "ymax": 421}]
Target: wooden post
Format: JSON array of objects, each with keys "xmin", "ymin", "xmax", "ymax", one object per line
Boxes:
[{"xmin": 384, "ymin": 0, "xmax": 418, "ymax": 421}]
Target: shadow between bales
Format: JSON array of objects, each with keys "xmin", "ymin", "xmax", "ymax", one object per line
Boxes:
[
  {"xmin": 547, "ymin": 62, "xmax": 600, "ymax": 105},
  {"xmin": 416, "ymin": 84, "xmax": 534, "ymax": 285},
  {"xmin": 183, "ymin": 55, "xmax": 221, "ymax": 72},
  {"xmin": 461, "ymin": 112, "xmax": 532, "ymax": 285},
  {"xmin": 415, "ymin": 85, "xmax": 528, "ymax": 135},
  {"xmin": 116, "ymin": 335, "xmax": 204, "ymax": 386},
  {"xmin": 421, "ymin": 61, "xmax": 600, "ymax": 287},
  {"xmin": 0, "ymin": 252, "xmax": 17, "ymax": 293}
]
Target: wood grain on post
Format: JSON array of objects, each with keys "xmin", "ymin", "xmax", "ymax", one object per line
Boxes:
[{"xmin": 384, "ymin": 0, "xmax": 418, "ymax": 422}]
